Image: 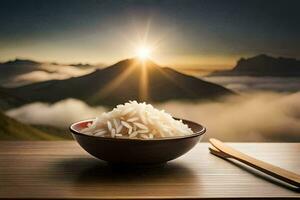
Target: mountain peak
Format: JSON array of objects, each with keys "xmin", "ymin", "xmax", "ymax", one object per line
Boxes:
[
  {"xmin": 3, "ymin": 58, "xmax": 40, "ymax": 66},
  {"xmin": 237, "ymin": 54, "xmax": 272, "ymax": 64},
  {"xmin": 112, "ymin": 57, "xmax": 160, "ymax": 68},
  {"xmin": 256, "ymin": 54, "xmax": 272, "ymax": 59},
  {"xmin": 211, "ymin": 54, "xmax": 300, "ymax": 77}
]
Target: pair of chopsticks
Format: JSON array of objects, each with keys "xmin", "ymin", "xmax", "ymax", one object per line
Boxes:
[{"xmin": 209, "ymin": 138, "xmax": 300, "ymax": 189}]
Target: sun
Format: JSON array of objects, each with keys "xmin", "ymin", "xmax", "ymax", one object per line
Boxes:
[{"xmin": 136, "ymin": 46, "xmax": 151, "ymax": 60}]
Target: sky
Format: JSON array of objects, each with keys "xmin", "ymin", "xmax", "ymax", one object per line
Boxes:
[{"xmin": 0, "ymin": 0, "xmax": 299, "ymax": 69}]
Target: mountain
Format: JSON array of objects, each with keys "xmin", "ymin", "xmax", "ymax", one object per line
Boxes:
[
  {"xmin": 0, "ymin": 59, "xmax": 40, "ymax": 86},
  {"xmin": 0, "ymin": 58, "xmax": 96, "ymax": 87},
  {"xmin": 70, "ymin": 63, "xmax": 103, "ymax": 69},
  {"xmin": 0, "ymin": 111, "xmax": 66, "ymax": 140},
  {"xmin": 9, "ymin": 58, "xmax": 234, "ymax": 107},
  {"xmin": 0, "ymin": 87, "xmax": 30, "ymax": 111},
  {"xmin": 210, "ymin": 54, "xmax": 300, "ymax": 77}
]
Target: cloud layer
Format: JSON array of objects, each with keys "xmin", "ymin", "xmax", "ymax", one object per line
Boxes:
[
  {"xmin": 203, "ymin": 76, "xmax": 300, "ymax": 92},
  {"xmin": 156, "ymin": 92, "xmax": 300, "ymax": 142},
  {"xmin": 6, "ymin": 99, "xmax": 107, "ymax": 128},
  {"xmin": 6, "ymin": 92, "xmax": 300, "ymax": 142},
  {"xmin": 5, "ymin": 63, "xmax": 96, "ymax": 87}
]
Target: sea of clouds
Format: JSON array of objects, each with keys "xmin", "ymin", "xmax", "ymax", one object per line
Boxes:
[
  {"xmin": 203, "ymin": 76, "xmax": 300, "ymax": 92},
  {"xmin": 6, "ymin": 91, "xmax": 300, "ymax": 142},
  {"xmin": 5, "ymin": 64, "xmax": 96, "ymax": 87},
  {"xmin": 6, "ymin": 99, "xmax": 108, "ymax": 128}
]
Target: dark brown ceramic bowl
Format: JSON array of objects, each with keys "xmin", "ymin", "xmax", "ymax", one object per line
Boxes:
[{"xmin": 70, "ymin": 118, "xmax": 206, "ymax": 164}]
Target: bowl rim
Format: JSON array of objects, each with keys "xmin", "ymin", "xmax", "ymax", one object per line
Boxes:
[{"xmin": 70, "ymin": 118, "xmax": 206, "ymax": 141}]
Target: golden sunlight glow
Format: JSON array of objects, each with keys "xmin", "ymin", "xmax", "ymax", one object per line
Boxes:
[{"xmin": 136, "ymin": 46, "xmax": 151, "ymax": 60}]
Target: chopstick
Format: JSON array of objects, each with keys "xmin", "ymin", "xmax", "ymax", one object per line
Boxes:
[{"xmin": 209, "ymin": 138, "xmax": 300, "ymax": 188}]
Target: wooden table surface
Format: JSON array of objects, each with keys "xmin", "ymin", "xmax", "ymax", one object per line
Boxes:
[{"xmin": 0, "ymin": 141, "xmax": 299, "ymax": 199}]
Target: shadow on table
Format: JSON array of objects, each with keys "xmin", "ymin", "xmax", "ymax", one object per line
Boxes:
[{"xmin": 52, "ymin": 157, "xmax": 198, "ymax": 185}]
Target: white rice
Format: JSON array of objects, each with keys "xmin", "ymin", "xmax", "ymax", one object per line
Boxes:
[{"xmin": 81, "ymin": 101, "xmax": 193, "ymax": 139}]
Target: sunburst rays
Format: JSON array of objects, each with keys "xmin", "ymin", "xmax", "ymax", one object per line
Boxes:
[
  {"xmin": 90, "ymin": 59, "xmax": 151, "ymax": 103},
  {"xmin": 139, "ymin": 60, "xmax": 149, "ymax": 101},
  {"xmin": 92, "ymin": 19, "xmax": 174, "ymax": 103},
  {"xmin": 90, "ymin": 61, "xmax": 138, "ymax": 103}
]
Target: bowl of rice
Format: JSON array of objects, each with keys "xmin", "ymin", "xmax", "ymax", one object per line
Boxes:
[{"xmin": 70, "ymin": 101, "xmax": 206, "ymax": 164}]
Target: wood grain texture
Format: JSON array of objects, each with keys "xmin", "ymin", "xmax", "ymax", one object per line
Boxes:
[
  {"xmin": 209, "ymin": 139, "xmax": 300, "ymax": 188},
  {"xmin": 0, "ymin": 141, "xmax": 299, "ymax": 199}
]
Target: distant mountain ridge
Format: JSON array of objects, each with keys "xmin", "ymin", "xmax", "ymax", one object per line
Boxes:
[
  {"xmin": 0, "ymin": 59, "xmax": 40, "ymax": 86},
  {"xmin": 8, "ymin": 58, "xmax": 234, "ymax": 107},
  {"xmin": 210, "ymin": 54, "xmax": 300, "ymax": 77},
  {"xmin": 0, "ymin": 58, "xmax": 99, "ymax": 87},
  {"xmin": 3, "ymin": 58, "xmax": 40, "ymax": 66}
]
